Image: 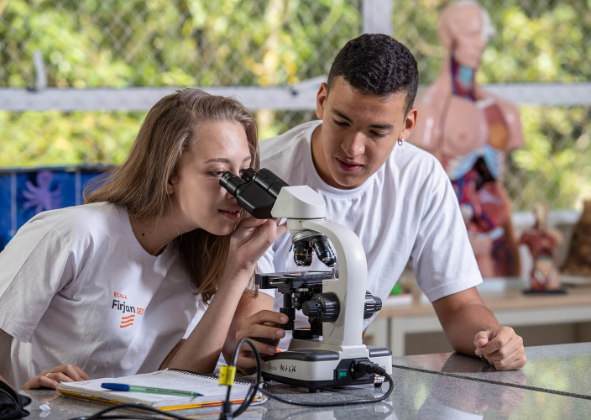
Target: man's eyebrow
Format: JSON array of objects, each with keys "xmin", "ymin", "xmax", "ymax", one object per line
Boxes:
[
  {"xmin": 369, "ymin": 123, "xmax": 394, "ymax": 130},
  {"xmin": 205, "ymin": 156, "xmax": 251, "ymax": 164},
  {"xmin": 332, "ymin": 109, "xmax": 353, "ymax": 123},
  {"xmin": 332, "ymin": 108, "xmax": 393, "ymax": 130}
]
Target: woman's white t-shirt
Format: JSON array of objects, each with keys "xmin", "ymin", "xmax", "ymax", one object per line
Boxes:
[{"xmin": 0, "ymin": 202, "xmax": 204, "ymax": 389}]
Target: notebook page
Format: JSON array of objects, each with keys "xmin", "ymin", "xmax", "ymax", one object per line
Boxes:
[{"xmin": 57, "ymin": 369, "xmax": 252, "ymax": 406}]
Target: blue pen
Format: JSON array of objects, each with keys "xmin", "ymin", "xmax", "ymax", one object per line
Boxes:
[{"xmin": 101, "ymin": 383, "xmax": 202, "ymax": 397}]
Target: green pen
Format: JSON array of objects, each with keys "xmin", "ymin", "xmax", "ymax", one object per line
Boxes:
[{"xmin": 101, "ymin": 383, "xmax": 202, "ymax": 397}]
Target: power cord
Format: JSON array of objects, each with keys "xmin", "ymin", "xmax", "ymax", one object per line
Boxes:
[
  {"xmin": 71, "ymin": 340, "xmax": 394, "ymax": 420},
  {"xmin": 259, "ymin": 360, "xmax": 394, "ymax": 407},
  {"xmin": 219, "ymin": 337, "xmax": 261, "ymax": 419}
]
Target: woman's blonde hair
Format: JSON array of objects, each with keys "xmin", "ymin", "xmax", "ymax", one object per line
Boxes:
[{"xmin": 85, "ymin": 88, "xmax": 259, "ymax": 302}]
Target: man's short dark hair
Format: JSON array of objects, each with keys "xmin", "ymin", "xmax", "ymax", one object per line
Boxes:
[{"xmin": 327, "ymin": 34, "xmax": 419, "ymax": 115}]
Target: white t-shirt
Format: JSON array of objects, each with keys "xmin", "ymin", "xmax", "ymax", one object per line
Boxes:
[
  {"xmin": 258, "ymin": 121, "xmax": 482, "ymax": 339},
  {"xmin": 0, "ymin": 202, "xmax": 205, "ymax": 389}
]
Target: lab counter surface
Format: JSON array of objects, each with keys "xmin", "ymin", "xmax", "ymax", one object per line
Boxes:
[{"xmin": 17, "ymin": 343, "xmax": 591, "ymax": 419}]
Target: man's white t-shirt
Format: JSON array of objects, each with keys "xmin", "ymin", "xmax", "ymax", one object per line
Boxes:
[
  {"xmin": 258, "ymin": 121, "xmax": 482, "ymax": 339},
  {"xmin": 0, "ymin": 202, "xmax": 206, "ymax": 389}
]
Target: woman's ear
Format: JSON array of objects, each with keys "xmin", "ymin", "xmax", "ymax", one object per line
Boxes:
[{"xmin": 167, "ymin": 176, "xmax": 177, "ymax": 195}]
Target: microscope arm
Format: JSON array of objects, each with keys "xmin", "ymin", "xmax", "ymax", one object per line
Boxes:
[
  {"xmin": 287, "ymin": 218, "xmax": 367, "ymax": 347},
  {"xmin": 268, "ymin": 186, "xmax": 368, "ymax": 347}
]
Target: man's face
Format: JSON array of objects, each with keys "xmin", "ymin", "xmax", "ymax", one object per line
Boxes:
[{"xmin": 312, "ymin": 77, "xmax": 417, "ymax": 189}]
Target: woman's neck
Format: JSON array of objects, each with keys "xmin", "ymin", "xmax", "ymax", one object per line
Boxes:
[{"xmin": 129, "ymin": 210, "xmax": 188, "ymax": 256}]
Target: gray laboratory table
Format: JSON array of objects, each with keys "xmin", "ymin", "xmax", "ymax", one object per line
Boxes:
[
  {"xmin": 392, "ymin": 342, "xmax": 591, "ymax": 399},
  {"xmin": 17, "ymin": 343, "xmax": 591, "ymax": 419}
]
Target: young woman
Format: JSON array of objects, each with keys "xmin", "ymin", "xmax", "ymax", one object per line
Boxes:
[{"xmin": 0, "ymin": 89, "xmax": 286, "ymax": 389}]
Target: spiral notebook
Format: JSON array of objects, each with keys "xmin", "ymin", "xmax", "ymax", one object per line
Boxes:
[{"xmin": 56, "ymin": 368, "xmax": 265, "ymax": 411}]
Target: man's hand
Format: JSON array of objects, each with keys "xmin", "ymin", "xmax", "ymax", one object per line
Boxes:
[
  {"xmin": 234, "ymin": 310, "xmax": 288, "ymax": 373},
  {"xmin": 22, "ymin": 364, "xmax": 90, "ymax": 390},
  {"xmin": 474, "ymin": 327, "xmax": 526, "ymax": 370}
]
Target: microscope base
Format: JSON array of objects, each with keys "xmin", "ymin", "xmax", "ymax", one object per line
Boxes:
[{"xmin": 261, "ymin": 346, "xmax": 392, "ymax": 392}]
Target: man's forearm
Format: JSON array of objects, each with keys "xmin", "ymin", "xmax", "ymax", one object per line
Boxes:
[
  {"xmin": 432, "ymin": 289, "xmax": 500, "ymax": 356},
  {"xmin": 444, "ymin": 303, "xmax": 499, "ymax": 355}
]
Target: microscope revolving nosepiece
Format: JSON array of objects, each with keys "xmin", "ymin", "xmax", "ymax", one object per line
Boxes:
[{"xmin": 291, "ymin": 232, "xmax": 337, "ymax": 268}]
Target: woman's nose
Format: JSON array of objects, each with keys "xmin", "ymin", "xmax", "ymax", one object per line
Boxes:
[{"xmin": 224, "ymin": 189, "xmax": 237, "ymax": 200}]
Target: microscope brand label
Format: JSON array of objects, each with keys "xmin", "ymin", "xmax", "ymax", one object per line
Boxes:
[{"xmin": 279, "ymin": 363, "xmax": 297, "ymax": 373}]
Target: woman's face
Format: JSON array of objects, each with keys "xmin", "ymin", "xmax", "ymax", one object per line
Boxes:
[{"xmin": 169, "ymin": 120, "xmax": 252, "ymax": 236}]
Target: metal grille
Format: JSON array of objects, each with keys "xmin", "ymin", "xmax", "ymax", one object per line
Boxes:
[
  {"xmin": 0, "ymin": 0, "xmax": 361, "ymax": 88},
  {"xmin": 392, "ymin": 0, "xmax": 591, "ymax": 211},
  {"xmin": 1, "ymin": 0, "xmax": 589, "ymax": 211}
]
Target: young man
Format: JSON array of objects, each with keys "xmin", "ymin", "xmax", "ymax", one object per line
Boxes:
[{"xmin": 231, "ymin": 34, "xmax": 526, "ymax": 371}]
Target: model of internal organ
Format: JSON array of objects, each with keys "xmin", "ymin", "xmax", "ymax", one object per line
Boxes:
[{"xmin": 408, "ymin": 1, "xmax": 523, "ymax": 277}]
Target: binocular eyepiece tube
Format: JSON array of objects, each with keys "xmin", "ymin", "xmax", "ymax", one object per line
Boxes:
[{"xmin": 219, "ymin": 168, "xmax": 289, "ymax": 219}]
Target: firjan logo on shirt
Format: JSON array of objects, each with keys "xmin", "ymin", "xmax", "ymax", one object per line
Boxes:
[
  {"xmin": 112, "ymin": 292, "xmax": 145, "ymax": 328},
  {"xmin": 120, "ymin": 314, "xmax": 135, "ymax": 328}
]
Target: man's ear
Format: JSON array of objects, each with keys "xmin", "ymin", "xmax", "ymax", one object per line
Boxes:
[
  {"xmin": 401, "ymin": 107, "xmax": 418, "ymax": 140},
  {"xmin": 316, "ymin": 82, "xmax": 328, "ymax": 120}
]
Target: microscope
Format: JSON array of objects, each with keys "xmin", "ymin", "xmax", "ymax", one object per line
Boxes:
[{"xmin": 220, "ymin": 168, "xmax": 392, "ymax": 392}]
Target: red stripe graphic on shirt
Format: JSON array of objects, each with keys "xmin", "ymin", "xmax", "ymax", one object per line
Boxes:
[{"xmin": 120, "ymin": 314, "xmax": 136, "ymax": 328}]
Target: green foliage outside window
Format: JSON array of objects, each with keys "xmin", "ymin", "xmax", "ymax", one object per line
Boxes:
[{"xmin": 0, "ymin": 0, "xmax": 589, "ymax": 210}]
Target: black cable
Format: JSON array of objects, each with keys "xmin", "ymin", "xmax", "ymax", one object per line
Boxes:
[
  {"xmin": 69, "ymin": 403, "xmax": 192, "ymax": 420},
  {"xmin": 260, "ymin": 363, "xmax": 394, "ymax": 407},
  {"xmin": 72, "ymin": 340, "xmax": 393, "ymax": 420},
  {"xmin": 224, "ymin": 340, "xmax": 395, "ymax": 409},
  {"xmin": 219, "ymin": 337, "xmax": 261, "ymax": 419}
]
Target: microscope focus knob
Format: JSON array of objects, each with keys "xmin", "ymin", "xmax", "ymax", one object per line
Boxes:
[
  {"xmin": 302, "ymin": 293, "xmax": 340, "ymax": 322},
  {"xmin": 364, "ymin": 292, "xmax": 382, "ymax": 319},
  {"xmin": 302, "ymin": 300, "xmax": 322, "ymax": 317}
]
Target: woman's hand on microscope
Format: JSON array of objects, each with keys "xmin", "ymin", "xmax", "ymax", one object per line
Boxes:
[
  {"xmin": 223, "ymin": 217, "xmax": 287, "ymax": 286},
  {"xmin": 234, "ymin": 310, "xmax": 288, "ymax": 374}
]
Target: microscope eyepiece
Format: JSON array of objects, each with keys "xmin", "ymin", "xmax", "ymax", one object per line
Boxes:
[
  {"xmin": 219, "ymin": 171, "xmax": 246, "ymax": 196},
  {"xmin": 219, "ymin": 168, "xmax": 289, "ymax": 219},
  {"xmin": 240, "ymin": 167, "xmax": 257, "ymax": 182},
  {"xmin": 241, "ymin": 168, "xmax": 288, "ymax": 199}
]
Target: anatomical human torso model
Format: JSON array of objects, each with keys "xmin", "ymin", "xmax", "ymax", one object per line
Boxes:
[
  {"xmin": 519, "ymin": 202, "xmax": 564, "ymax": 292},
  {"xmin": 409, "ymin": 0, "xmax": 523, "ymax": 277}
]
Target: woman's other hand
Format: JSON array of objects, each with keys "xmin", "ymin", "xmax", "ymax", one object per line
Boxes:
[
  {"xmin": 22, "ymin": 364, "xmax": 90, "ymax": 390},
  {"xmin": 234, "ymin": 310, "xmax": 288, "ymax": 374}
]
